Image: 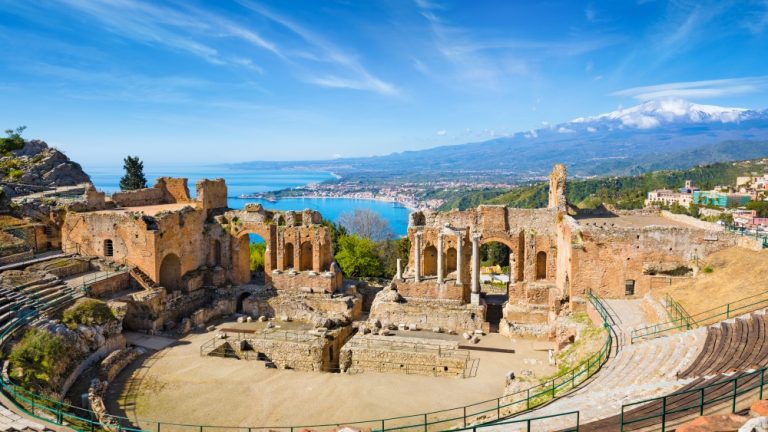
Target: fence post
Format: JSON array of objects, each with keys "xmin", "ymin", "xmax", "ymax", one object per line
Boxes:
[
  {"xmin": 761, "ymin": 369, "xmax": 765, "ymax": 400},
  {"xmin": 381, "ymin": 419, "xmax": 385, "ymax": 431},
  {"xmin": 423, "ymin": 413, "xmax": 427, "ymax": 432},
  {"xmin": 732, "ymin": 378, "xmax": 738, "ymax": 413},
  {"xmin": 700, "ymin": 387, "xmax": 705, "ymax": 416},
  {"xmin": 552, "ymin": 379, "xmax": 556, "ymax": 398},
  {"xmin": 463, "ymin": 406, "xmax": 467, "ymax": 428},
  {"xmin": 526, "ymin": 389, "xmax": 530, "ymax": 410},
  {"xmin": 727, "ymin": 303, "xmax": 731, "ymax": 319},
  {"xmin": 497, "ymin": 398, "xmax": 501, "ymax": 420},
  {"xmin": 661, "ymin": 397, "xmax": 667, "ymax": 432}
]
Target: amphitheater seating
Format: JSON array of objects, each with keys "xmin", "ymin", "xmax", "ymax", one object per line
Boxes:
[
  {"xmin": 508, "ymin": 327, "xmax": 707, "ymax": 430},
  {"xmin": 678, "ymin": 311, "xmax": 768, "ymax": 378},
  {"xmin": 0, "ymin": 273, "xmax": 81, "ymax": 337},
  {"xmin": 572, "ymin": 311, "xmax": 768, "ymax": 431}
]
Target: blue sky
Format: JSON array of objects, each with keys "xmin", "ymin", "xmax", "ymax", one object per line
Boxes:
[{"xmin": 1, "ymin": 0, "xmax": 768, "ymax": 166}]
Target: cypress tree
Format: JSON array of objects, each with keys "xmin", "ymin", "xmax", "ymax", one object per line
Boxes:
[{"xmin": 119, "ymin": 155, "xmax": 147, "ymax": 191}]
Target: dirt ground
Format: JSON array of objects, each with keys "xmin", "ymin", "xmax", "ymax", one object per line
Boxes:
[
  {"xmin": 108, "ymin": 325, "xmax": 556, "ymax": 430},
  {"xmin": 653, "ymin": 247, "xmax": 768, "ymax": 316}
]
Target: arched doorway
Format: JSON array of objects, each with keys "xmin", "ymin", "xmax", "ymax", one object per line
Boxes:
[
  {"xmin": 446, "ymin": 247, "xmax": 457, "ymax": 273},
  {"xmin": 536, "ymin": 251, "xmax": 547, "ymax": 280},
  {"xmin": 103, "ymin": 239, "xmax": 113, "ymax": 257},
  {"xmin": 236, "ymin": 292, "xmax": 251, "ymax": 313},
  {"xmin": 284, "ymin": 243, "xmax": 294, "ymax": 269},
  {"xmin": 423, "ymin": 245, "xmax": 437, "ymax": 276},
  {"xmin": 479, "ymin": 240, "xmax": 512, "ymax": 332},
  {"xmin": 159, "ymin": 253, "xmax": 182, "ymax": 292},
  {"xmin": 300, "ymin": 241, "xmax": 313, "ymax": 271}
]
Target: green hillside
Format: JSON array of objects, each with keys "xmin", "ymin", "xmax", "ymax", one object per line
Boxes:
[{"xmin": 438, "ymin": 158, "xmax": 768, "ymax": 211}]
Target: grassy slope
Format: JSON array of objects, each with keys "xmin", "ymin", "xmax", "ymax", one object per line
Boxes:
[
  {"xmin": 438, "ymin": 158, "xmax": 768, "ymax": 211},
  {"xmin": 654, "ymin": 247, "xmax": 768, "ymax": 315}
]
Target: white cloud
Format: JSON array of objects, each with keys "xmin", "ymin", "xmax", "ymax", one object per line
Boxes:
[
  {"xmin": 558, "ymin": 127, "xmax": 575, "ymax": 133},
  {"xmin": 586, "ymin": 126, "xmax": 597, "ymax": 133},
  {"xmin": 436, "ymin": 129, "xmax": 447, "ymax": 136},
  {"xmin": 612, "ymin": 76, "xmax": 768, "ymax": 101}
]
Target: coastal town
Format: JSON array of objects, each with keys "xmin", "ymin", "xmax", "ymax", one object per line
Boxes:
[
  {"xmin": 240, "ymin": 177, "xmax": 522, "ymax": 211},
  {"xmin": 645, "ymin": 172, "xmax": 768, "ymax": 231}
]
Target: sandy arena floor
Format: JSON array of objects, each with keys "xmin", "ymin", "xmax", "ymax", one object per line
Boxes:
[{"xmin": 108, "ymin": 323, "xmax": 555, "ymax": 430}]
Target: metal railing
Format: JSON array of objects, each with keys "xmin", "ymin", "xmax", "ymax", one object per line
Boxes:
[
  {"xmin": 0, "ymin": 296, "xmax": 612, "ymax": 432},
  {"xmin": 663, "ymin": 294, "xmax": 693, "ymax": 330},
  {"xmin": 620, "ymin": 367, "xmax": 768, "ymax": 431},
  {"xmin": 631, "ymin": 289, "xmax": 768, "ymax": 343},
  {"xmin": 726, "ymin": 224, "xmax": 768, "ymax": 248}
]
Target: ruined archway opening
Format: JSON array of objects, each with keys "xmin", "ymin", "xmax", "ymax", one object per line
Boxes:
[
  {"xmin": 103, "ymin": 239, "xmax": 114, "ymax": 257},
  {"xmin": 159, "ymin": 253, "xmax": 182, "ymax": 293},
  {"xmin": 236, "ymin": 292, "xmax": 251, "ymax": 314},
  {"xmin": 479, "ymin": 241, "xmax": 511, "ymax": 332},
  {"xmin": 248, "ymin": 234, "xmax": 266, "ymax": 284},
  {"xmin": 299, "ymin": 241, "xmax": 313, "ymax": 271},
  {"xmin": 209, "ymin": 239, "xmax": 222, "ymax": 267},
  {"xmin": 422, "ymin": 245, "xmax": 437, "ymax": 277},
  {"xmin": 445, "ymin": 247, "xmax": 457, "ymax": 273},
  {"xmin": 536, "ymin": 251, "xmax": 547, "ymax": 280},
  {"xmin": 284, "ymin": 243, "xmax": 295, "ymax": 270}
]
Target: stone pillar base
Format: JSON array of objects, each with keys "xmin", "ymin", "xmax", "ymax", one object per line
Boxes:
[{"xmin": 470, "ymin": 292, "xmax": 481, "ymax": 306}]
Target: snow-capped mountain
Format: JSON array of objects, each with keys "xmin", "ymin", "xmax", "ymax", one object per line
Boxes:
[
  {"xmin": 238, "ymin": 99, "xmax": 768, "ymax": 177},
  {"xmin": 569, "ymin": 98, "xmax": 763, "ymax": 129}
]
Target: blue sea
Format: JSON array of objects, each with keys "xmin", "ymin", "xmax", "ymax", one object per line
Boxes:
[{"xmin": 86, "ymin": 165, "xmax": 410, "ymax": 237}]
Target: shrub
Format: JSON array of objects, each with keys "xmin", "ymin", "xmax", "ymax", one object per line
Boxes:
[
  {"xmin": 335, "ymin": 235, "xmax": 383, "ymax": 278},
  {"xmin": 62, "ymin": 298, "xmax": 116, "ymax": 328},
  {"xmin": 0, "ymin": 126, "xmax": 26, "ymax": 155},
  {"xmin": 702, "ymin": 266, "xmax": 714, "ymax": 274},
  {"xmin": 7, "ymin": 169, "xmax": 23, "ymax": 180},
  {"xmin": 249, "ymin": 242, "xmax": 265, "ymax": 271},
  {"xmin": 8, "ymin": 328, "xmax": 68, "ymax": 388}
]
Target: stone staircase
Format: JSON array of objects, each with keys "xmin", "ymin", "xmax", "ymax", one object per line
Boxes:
[
  {"xmin": 130, "ymin": 267, "xmax": 158, "ymax": 290},
  {"xmin": 0, "ymin": 404, "xmax": 53, "ymax": 432}
]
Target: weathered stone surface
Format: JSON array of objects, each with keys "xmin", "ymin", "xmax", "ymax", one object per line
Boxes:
[{"xmin": 675, "ymin": 414, "xmax": 749, "ymax": 432}]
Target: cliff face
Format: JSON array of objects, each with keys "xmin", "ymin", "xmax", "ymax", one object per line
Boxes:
[{"xmin": 1, "ymin": 140, "xmax": 91, "ymax": 210}]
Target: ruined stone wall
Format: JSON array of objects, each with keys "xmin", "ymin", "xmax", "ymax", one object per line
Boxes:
[
  {"xmin": 244, "ymin": 335, "xmax": 327, "ymax": 371},
  {"xmin": 268, "ymin": 271, "xmax": 342, "ymax": 293},
  {"xmin": 369, "ymin": 296, "xmax": 486, "ymax": 333},
  {"xmin": 569, "ymin": 226, "xmax": 740, "ymax": 299},
  {"xmin": 156, "ymin": 177, "xmax": 192, "ymax": 203},
  {"xmin": 340, "ymin": 333, "xmax": 468, "ymax": 377},
  {"xmin": 391, "ymin": 278, "xmax": 466, "ymax": 301},
  {"xmin": 195, "ymin": 179, "xmax": 227, "ymax": 213},
  {"xmin": 110, "ymin": 187, "xmax": 164, "ymax": 207},
  {"xmin": 62, "ymin": 211, "xmax": 158, "ymax": 273},
  {"xmin": 242, "ymin": 289, "xmax": 362, "ymax": 323},
  {"xmin": 88, "ymin": 271, "xmax": 132, "ymax": 298}
]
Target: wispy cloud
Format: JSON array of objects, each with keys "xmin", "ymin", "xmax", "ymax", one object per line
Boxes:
[
  {"xmin": 237, "ymin": 0, "xmax": 398, "ymax": 95},
  {"xmin": 612, "ymin": 77, "xmax": 768, "ymax": 100},
  {"xmin": 412, "ymin": 0, "xmax": 621, "ymax": 90}
]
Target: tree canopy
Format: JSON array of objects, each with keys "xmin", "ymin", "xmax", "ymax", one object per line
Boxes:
[
  {"xmin": 119, "ymin": 155, "xmax": 147, "ymax": 191},
  {"xmin": 338, "ymin": 209, "xmax": 393, "ymax": 241},
  {"xmin": 334, "ymin": 234, "xmax": 384, "ymax": 278},
  {"xmin": 0, "ymin": 126, "xmax": 26, "ymax": 155}
]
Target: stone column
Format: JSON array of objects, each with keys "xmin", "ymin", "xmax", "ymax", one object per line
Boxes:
[
  {"xmin": 455, "ymin": 232, "xmax": 463, "ymax": 286},
  {"xmin": 396, "ymin": 258, "xmax": 402, "ymax": 280},
  {"xmin": 414, "ymin": 232, "xmax": 422, "ymax": 282},
  {"xmin": 437, "ymin": 233, "xmax": 444, "ymax": 284},
  {"xmin": 509, "ymin": 252, "xmax": 516, "ymax": 284},
  {"xmin": 471, "ymin": 233, "xmax": 481, "ymax": 305}
]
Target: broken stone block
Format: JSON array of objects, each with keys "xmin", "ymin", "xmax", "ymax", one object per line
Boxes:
[
  {"xmin": 471, "ymin": 336, "xmax": 480, "ymax": 344},
  {"xmin": 258, "ymin": 315, "xmax": 267, "ymax": 322},
  {"xmin": 246, "ymin": 316, "xmax": 253, "ymax": 323},
  {"xmin": 379, "ymin": 329, "xmax": 391, "ymax": 336},
  {"xmin": 206, "ymin": 325, "xmax": 216, "ymax": 332},
  {"xmin": 463, "ymin": 332, "xmax": 472, "ymax": 340},
  {"xmin": 266, "ymin": 322, "xmax": 274, "ymax": 329},
  {"xmin": 408, "ymin": 323, "xmax": 418, "ymax": 331},
  {"xmin": 280, "ymin": 315, "xmax": 291, "ymax": 322},
  {"xmin": 237, "ymin": 317, "xmax": 245, "ymax": 323},
  {"xmin": 372, "ymin": 319, "xmax": 382, "ymax": 329},
  {"xmin": 432, "ymin": 327, "xmax": 442, "ymax": 333},
  {"xmin": 398, "ymin": 323, "xmax": 407, "ymax": 331},
  {"xmin": 473, "ymin": 329, "xmax": 484, "ymax": 336}
]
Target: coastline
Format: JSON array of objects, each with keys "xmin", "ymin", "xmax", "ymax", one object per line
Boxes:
[{"xmin": 235, "ymin": 194, "xmax": 421, "ymax": 211}]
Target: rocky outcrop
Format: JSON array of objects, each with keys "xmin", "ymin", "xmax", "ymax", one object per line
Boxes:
[
  {"xmin": 1, "ymin": 140, "xmax": 91, "ymax": 213},
  {"xmin": 7, "ymin": 140, "xmax": 90, "ymax": 186}
]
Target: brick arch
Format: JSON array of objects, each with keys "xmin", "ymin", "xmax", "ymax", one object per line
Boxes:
[{"xmin": 230, "ymin": 221, "xmax": 274, "ymax": 286}]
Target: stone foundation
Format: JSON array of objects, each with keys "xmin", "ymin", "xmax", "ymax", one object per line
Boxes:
[
  {"xmin": 340, "ymin": 333, "xmax": 470, "ymax": 377},
  {"xmin": 369, "ymin": 294, "xmax": 486, "ymax": 333}
]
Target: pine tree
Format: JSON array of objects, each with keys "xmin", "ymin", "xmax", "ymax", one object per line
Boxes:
[{"xmin": 119, "ymin": 156, "xmax": 147, "ymax": 191}]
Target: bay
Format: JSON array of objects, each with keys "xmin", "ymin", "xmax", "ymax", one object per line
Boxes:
[{"xmin": 86, "ymin": 165, "xmax": 410, "ymax": 237}]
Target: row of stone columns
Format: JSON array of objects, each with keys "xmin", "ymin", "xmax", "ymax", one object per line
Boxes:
[{"xmin": 408, "ymin": 230, "xmax": 478, "ymax": 287}]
